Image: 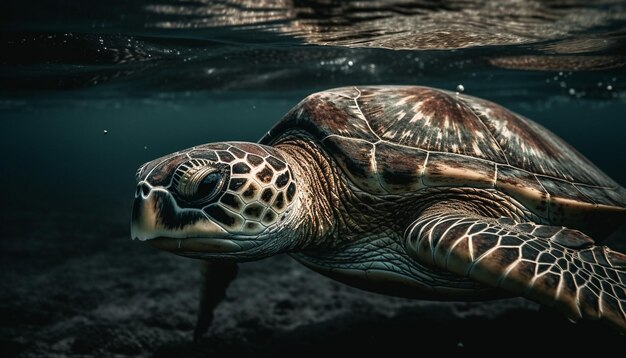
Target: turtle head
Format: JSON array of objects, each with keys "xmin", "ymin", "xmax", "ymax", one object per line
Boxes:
[{"xmin": 131, "ymin": 142, "xmax": 298, "ymax": 261}]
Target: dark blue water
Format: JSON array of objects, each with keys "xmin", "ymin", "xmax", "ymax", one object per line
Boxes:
[{"xmin": 2, "ymin": 1, "xmax": 626, "ymax": 355}]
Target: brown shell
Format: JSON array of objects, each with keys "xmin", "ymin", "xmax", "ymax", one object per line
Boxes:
[{"xmin": 260, "ymin": 86, "xmax": 626, "ymax": 232}]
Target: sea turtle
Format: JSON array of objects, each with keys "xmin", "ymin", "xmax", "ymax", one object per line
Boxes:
[{"xmin": 131, "ymin": 86, "xmax": 626, "ymax": 336}]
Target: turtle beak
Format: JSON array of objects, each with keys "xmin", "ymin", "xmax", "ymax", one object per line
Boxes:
[
  {"xmin": 130, "ymin": 182, "xmax": 240, "ymax": 254},
  {"xmin": 130, "ymin": 182, "xmax": 165, "ymax": 242}
]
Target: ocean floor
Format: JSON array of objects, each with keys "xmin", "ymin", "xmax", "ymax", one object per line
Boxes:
[{"xmin": 1, "ymin": 210, "xmax": 625, "ymax": 357}]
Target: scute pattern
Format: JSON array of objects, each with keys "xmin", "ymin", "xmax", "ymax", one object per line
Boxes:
[
  {"xmin": 458, "ymin": 96, "xmax": 617, "ymax": 187},
  {"xmin": 375, "ymin": 142, "xmax": 426, "ymax": 193},
  {"xmin": 357, "ymin": 87, "xmax": 507, "ymax": 162},
  {"xmin": 422, "ymin": 152, "xmax": 496, "ymax": 188},
  {"xmin": 261, "ymin": 85, "xmax": 626, "ymax": 225},
  {"xmin": 406, "ymin": 212, "xmax": 626, "ymax": 331},
  {"xmin": 181, "ymin": 142, "xmax": 297, "ymax": 235}
]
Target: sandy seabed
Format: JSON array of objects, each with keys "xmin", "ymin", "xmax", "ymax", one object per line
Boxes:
[{"xmin": 1, "ymin": 210, "xmax": 624, "ymax": 357}]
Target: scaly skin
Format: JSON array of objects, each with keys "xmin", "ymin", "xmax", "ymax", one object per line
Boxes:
[{"xmin": 405, "ymin": 206, "xmax": 626, "ymax": 332}]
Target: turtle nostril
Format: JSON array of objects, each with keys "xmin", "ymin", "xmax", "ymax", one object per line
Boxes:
[{"xmin": 136, "ymin": 182, "xmax": 151, "ymax": 198}]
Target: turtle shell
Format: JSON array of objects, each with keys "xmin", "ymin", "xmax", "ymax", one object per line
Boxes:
[{"xmin": 260, "ymin": 86, "xmax": 626, "ymax": 233}]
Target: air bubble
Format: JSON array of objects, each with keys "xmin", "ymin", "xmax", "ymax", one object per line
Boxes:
[
  {"xmin": 455, "ymin": 84, "xmax": 464, "ymax": 93},
  {"xmin": 103, "ymin": 129, "xmax": 108, "ymax": 134}
]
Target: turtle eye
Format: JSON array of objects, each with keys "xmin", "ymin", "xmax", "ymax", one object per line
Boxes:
[
  {"xmin": 173, "ymin": 160, "xmax": 226, "ymax": 203},
  {"xmin": 196, "ymin": 172, "xmax": 222, "ymax": 200}
]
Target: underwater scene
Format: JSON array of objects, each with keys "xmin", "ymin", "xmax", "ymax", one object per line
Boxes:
[{"xmin": 2, "ymin": 0, "xmax": 626, "ymax": 356}]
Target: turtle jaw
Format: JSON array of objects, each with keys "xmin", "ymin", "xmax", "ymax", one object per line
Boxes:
[{"xmin": 130, "ymin": 185, "xmax": 243, "ymax": 255}]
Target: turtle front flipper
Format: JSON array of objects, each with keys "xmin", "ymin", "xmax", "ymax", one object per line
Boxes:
[
  {"xmin": 194, "ymin": 261, "xmax": 238, "ymax": 341},
  {"xmin": 404, "ymin": 209, "xmax": 626, "ymax": 332}
]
